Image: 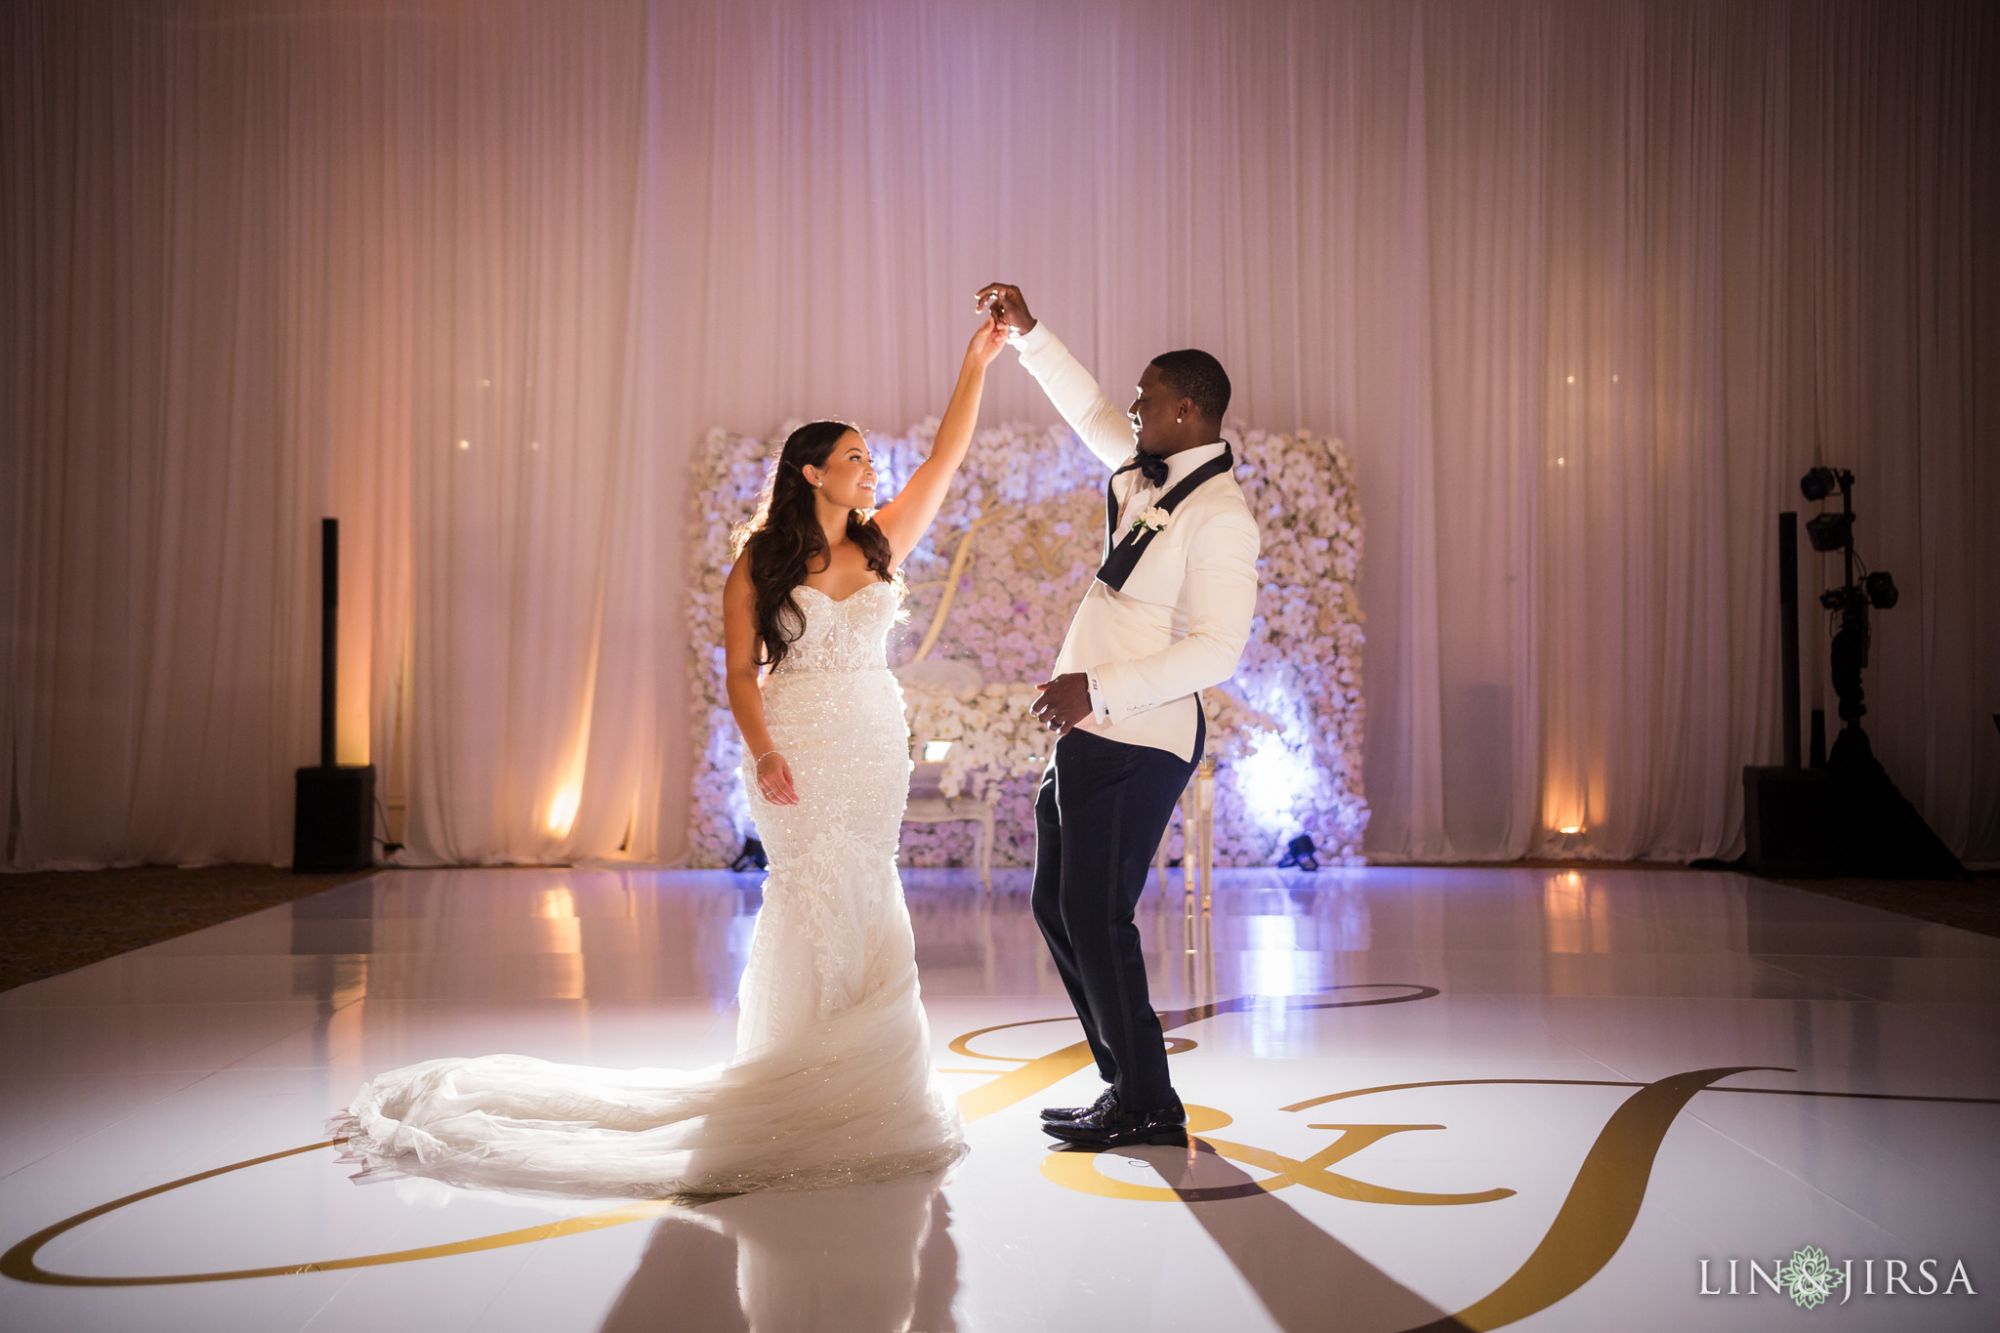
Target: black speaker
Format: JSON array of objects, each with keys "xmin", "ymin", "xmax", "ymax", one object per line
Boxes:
[
  {"xmin": 293, "ymin": 763, "xmax": 375, "ymax": 872},
  {"xmin": 292, "ymin": 516, "xmax": 377, "ymax": 872},
  {"xmin": 1742, "ymin": 765, "xmax": 1834, "ymax": 875}
]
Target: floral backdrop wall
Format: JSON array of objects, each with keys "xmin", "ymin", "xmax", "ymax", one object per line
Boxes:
[{"xmin": 687, "ymin": 421, "xmax": 1368, "ymax": 869}]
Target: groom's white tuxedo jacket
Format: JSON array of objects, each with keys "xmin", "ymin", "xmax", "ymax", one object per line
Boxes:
[{"xmin": 1011, "ymin": 321, "xmax": 1263, "ymax": 763}]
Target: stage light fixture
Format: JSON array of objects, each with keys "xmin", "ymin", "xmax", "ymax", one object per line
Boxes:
[
  {"xmin": 1864, "ymin": 570, "xmax": 1898, "ymax": 609},
  {"xmin": 731, "ymin": 837, "xmax": 767, "ymax": 873},
  {"xmin": 1799, "ymin": 466, "xmax": 1844, "ymax": 502},
  {"xmin": 1805, "ymin": 511, "xmax": 1853, "ymax": 552},
  {"xmin": 1277, "ymin": 833, "xmax": 1319, "ymax": 872}
]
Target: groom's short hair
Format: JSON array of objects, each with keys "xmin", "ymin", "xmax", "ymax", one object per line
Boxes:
[{"xmin": 1149, "ymin": 349, "xmax": 1231, "ymax": 424}]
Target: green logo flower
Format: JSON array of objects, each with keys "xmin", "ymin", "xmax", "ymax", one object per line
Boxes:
[{"xmin": 1777, "ymin": 1244, "xmax": 1846, "ymax": 1310}]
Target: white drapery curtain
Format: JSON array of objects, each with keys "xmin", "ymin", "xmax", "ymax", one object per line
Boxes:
[{"xmin": 5, "ymin": 0, "xmax": 1995, "ymax": 869}]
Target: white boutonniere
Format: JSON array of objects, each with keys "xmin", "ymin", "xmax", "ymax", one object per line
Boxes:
[{"xmin": 1130, "ymin": 505, "xmax": 1171, "ymax": 537}]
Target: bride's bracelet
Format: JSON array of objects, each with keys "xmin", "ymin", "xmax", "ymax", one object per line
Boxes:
[{"xmin": 752, "ymin": 749, "xmax": 783, "ymax": 768}]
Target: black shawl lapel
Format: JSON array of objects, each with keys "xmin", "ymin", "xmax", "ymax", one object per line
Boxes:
[{"xmin": 1095, "ymin": 445, "xmax": 1235, "ymax": 592}]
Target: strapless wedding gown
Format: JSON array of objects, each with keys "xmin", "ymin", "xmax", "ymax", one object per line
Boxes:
[{"xmin": 330, "ymin": 579, "xmax": 965, "ymax": 1198}]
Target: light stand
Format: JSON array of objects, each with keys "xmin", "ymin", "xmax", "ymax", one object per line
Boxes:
[{"xmin": 1744, "ymin": 468, "xmax": 1961, "ymax": 879}]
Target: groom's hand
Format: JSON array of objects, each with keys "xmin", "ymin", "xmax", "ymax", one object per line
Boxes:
[
  {"xmin": 974, "ymin": 283, "xmax": 1036, "ymax": 336},
  {"xmin": 1030, "ymin": 673, "xmax": 1091, "ymax": 736}
]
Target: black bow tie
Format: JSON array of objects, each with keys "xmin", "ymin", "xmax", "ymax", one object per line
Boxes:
[{"xmin": 1116, "ymin": 449, "xmax": 1170, "ymax": 487}]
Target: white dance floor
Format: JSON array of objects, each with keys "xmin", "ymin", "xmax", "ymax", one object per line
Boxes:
[{"xmin": 1, "ymin": 865, "xmax": 1994, "ymax": 1331}]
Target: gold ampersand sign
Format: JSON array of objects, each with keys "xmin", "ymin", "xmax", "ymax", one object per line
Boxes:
[{"xmin": 1011, "ymin": 516, "xmax": 1072, "ymax": 582}]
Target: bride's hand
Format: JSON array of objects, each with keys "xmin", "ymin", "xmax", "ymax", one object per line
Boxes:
[
  {"xmin": 963, "ymin": 313, "xmax": 1008, "ymax": 370},
  {"xmin": 756, "ymin": 752, "xmax": 798, "ymax": 805}
]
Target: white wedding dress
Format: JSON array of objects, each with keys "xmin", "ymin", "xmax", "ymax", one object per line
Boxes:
[{"xmin": 330, "ymin": 579, "xmax": 965, "ymax": 1198}]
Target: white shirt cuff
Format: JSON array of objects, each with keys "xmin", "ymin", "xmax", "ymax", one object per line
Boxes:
[
  {"xmin": 1009, "ymin": 320, "xmax": 1053, "ymax": 354},
  {"xmin": 1086, "ymin": 671, "xmax": 1112, "ymax": 724}
]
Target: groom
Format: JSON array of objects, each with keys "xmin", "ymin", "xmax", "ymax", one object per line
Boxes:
[{"xmin": 976, "ymin": 282, "xmax": 1262, "ymax": 1149}]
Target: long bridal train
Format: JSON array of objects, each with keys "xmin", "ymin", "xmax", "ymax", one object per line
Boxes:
[{"xmin": 331, "ymin": 581, "xmax": 964, "ymax": 1199}]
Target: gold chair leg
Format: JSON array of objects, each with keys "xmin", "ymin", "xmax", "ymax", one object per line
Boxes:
[
  {"xmin": 978, "ymin": 810, "xmax": 993, "ymax": 893},
  {"xmin": 1192, "ymin": 757, "xmax": 1215, "ymax": 914}
]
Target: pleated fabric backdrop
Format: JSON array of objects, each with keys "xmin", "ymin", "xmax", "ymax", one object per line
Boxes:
[{"xmin": 3, "ymin": 0, "xmax": 1995, "ymax": 869}]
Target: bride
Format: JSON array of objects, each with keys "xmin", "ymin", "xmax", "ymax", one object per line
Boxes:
[{"xmin": 330, "ymin": 314, "xmax": 1010, "ymax": 1197}]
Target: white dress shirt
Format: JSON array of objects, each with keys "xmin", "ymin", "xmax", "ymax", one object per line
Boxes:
[{"xmin": 1011, "ymin": 321, "xmax": 1263, "ymax": 762}]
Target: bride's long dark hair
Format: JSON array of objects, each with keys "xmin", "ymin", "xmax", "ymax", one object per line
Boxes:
[{"xmin": 732, "ymin": 420, "xmax": 897, "ymax": 671}]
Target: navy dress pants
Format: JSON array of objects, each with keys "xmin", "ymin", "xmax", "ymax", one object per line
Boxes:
[{"xmin": 1030, "ymin": 707, "xmax": 1204, "ymax": 1112}]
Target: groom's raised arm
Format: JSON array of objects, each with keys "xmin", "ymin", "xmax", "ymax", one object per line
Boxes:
[
  {"xmin": 1009, "ymin": 322, "xmax": 1136, "ymax": 472},
  {"xmin": 976, "ymin": 283, "xmax": 1132, "ymax": 472}
]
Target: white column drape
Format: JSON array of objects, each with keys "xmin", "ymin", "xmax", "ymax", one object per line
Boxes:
[{"xmin": 5, "ymin": 0, "xmax": 1995, "ymax": 870}]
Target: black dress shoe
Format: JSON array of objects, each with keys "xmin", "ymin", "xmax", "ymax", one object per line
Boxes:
[
  {"xmin": 1042, "ymin": 1099, "xmax": 1188, "ymax": 1148},
  {"xmin": 1040, "ymin": 1088, "xmax": 1116, "ymax": 1123}
]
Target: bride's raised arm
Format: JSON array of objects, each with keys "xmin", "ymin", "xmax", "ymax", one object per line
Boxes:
[{"xmin": 867, "ymin": 315, "xmax": 1009, "ymax": 570}]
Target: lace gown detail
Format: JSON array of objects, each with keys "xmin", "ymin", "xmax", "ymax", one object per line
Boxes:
[{"xmin": 330, "ymin": 579, "xmax": 964, "ymax": 1198}]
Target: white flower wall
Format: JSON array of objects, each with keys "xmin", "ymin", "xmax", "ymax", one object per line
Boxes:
[{"xmin": 687, "ymin": 421, "xmax": 1367, "ymax": 869}]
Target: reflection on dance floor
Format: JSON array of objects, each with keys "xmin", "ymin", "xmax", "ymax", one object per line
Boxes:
[{"xmin": 0, "ymin": 866, "xmax": 1994, "ymax": 1330}]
